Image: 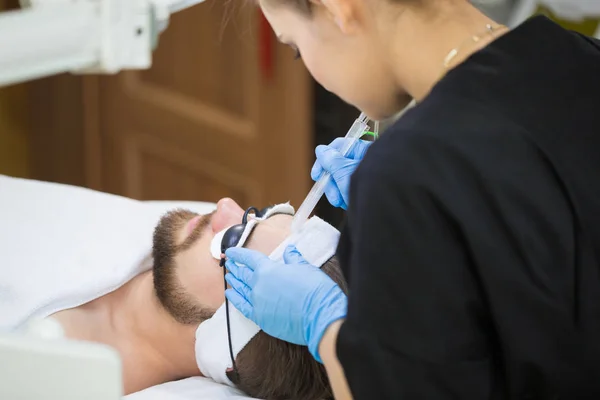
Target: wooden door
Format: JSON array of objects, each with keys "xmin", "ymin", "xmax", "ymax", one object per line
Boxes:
[
  {"xmin": 29, "ymin": 2, "xmax": 312, "ymax": 209},
  {"xmin": 99, "ymin": 3, "xmax": 312, "ymax": 207}
]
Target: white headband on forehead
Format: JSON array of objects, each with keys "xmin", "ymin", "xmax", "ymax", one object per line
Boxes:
[{"xmin": 196, "ymin": 203, "xmax": 340, "ymax": 387}]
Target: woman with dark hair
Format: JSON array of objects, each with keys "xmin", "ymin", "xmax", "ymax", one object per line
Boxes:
[{"xmin": 224, "ymin": 0, "xmax": 600, "ymax": 398}]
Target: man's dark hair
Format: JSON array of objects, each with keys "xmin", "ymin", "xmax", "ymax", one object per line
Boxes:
[{"xmin": 228, "ymin": 256, "xmax": 348, "ymax": 400}]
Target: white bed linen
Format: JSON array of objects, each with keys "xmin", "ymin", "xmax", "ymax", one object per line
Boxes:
[
  {"xmin": 0, "ymin": 175, "xmax": 217, "ymax": 330},
  {"xmin": 125, "ymin": 377, "xmax": 258, "ymax": 400},
  {"xmin": 0, "ymin": 175, "xmax": 255, "ymax": 399}
]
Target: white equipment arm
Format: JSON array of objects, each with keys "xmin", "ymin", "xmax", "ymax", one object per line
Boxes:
[
  {"xmin": 0, "ymin": 318, "xmax": 123, "ymax": 399},
  {"xmin": 0, "ymin": 0, "xmax": 206, "ymax": 87}
]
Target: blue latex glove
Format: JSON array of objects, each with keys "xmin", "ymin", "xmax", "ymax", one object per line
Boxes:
[
  {"xmin": 224, "ymin": 245, "xmax": 347, "ymax": 363},
  {"xmin": 310, "ymin": 137, "xmax": 373, "ymax": 210}
]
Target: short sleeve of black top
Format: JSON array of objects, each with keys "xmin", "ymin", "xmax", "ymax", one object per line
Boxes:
[{"xmin": 335, "ymin": 16, "xmax": 600, "ymax": 400}]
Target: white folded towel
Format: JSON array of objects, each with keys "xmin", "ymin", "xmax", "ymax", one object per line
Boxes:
[{"xmin": 195, "ymin": 208, "xmax": 340, "ymax": 387}]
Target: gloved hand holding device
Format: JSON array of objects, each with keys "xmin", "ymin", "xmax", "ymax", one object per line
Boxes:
[
  {"xmin": 311, "ymin": 137, "xmax": 373, "ymax": 210},
  {"xmin": 224, "ymin": 245, "xmax": 347, "ymax": 363}
]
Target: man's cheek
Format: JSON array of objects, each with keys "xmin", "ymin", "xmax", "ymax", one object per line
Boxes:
[
  {"xmin": 202, "ymin": 274, "xmax": 227, "ymax": 309},
  {"xmin": 182, "ymin": 261, "xmax": 225, "ymax": 307}
]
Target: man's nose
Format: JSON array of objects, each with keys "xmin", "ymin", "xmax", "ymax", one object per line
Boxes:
[{"xmin": 211, "ymin": 198, "xmax": 245, "ymax": 233}]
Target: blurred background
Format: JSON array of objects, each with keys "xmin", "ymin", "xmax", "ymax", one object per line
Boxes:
[{"xmin": 1, "ymin": 0, "xmax": 598, "ymax": 227}]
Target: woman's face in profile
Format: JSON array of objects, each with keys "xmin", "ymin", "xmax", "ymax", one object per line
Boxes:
[{"xmin": 259, "ymin": 0, "xmax": 412, "ymax": 119}]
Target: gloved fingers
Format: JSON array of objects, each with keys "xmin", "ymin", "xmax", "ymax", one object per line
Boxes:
[
  {"xmin": 354, "ymin": 139, "xmax": 372, "ymax": 160},
  {"xmin": 328, "ymin": 138, "xmax": 371, "ymax": 160},
  {"xmin": 326, "ymin": 137, "xmax": 347, "ymax": 151},
  {"xmin": 310, "ymin": 146, "xmax": 328, "ymax": 181},
  {"xmin": 283, "ymin": 245, "xmax": 310, "ymax": 265},
  {"xmin": 323, "ymin": 179, "xmax": 346, "ymax": 209},
  {"xmin": 225, "ymin": 247, "xmax": 269, "ymax": 272},
  {"xmin": 315, "ymin": 146, "xmax": 347, "ymax": 177},
  {"xmin": 225, "ymin": 273, "xmax": 253, "ymax": 302},
  {"xmin": 312, "ymin": 139, "xmax": 371, "ymax": 182},
  {"xmin": 225, "ymin": 259, "xmax": 255, "ymax": 287},
  {"xmin": 310, "ymin": 164, "xmax": 323, "ymax": 182},
  {"xmin": 225, "ymin": 288, "xmax": 254, "ymax": 320}
]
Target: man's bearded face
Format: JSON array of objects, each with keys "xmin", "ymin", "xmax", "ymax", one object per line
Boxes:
[
  {"xmin": 152, "ymin": 209, "xmax": 218, "ymax": 325},
  {"xmin": 151, "ymin": 199, "xmax": 294, "ymax": 326}
]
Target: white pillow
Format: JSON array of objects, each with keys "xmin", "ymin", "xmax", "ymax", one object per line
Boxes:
[{"xmin": 0, "ymin": 175, "xmax": 256, "ymax": 399}]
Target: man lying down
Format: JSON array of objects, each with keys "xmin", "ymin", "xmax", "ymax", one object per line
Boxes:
[{"xmin": 4, "ymin": 197, "xmax": 346, "ymax": 399}]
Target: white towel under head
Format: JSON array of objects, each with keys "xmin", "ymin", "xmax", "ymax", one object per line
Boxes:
[{"xmin": 196, "ymin": 204, "xmax": 341, "ymax": 387}]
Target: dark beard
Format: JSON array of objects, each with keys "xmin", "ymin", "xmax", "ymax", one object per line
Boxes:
[{"xmin": 152, "ymin": 209, "xmax": 216, "ymax": 325}]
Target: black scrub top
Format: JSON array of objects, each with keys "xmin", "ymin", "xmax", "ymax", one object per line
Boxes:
[{"xmin": 335, "ymin": 15, "xmax": 600, "ymax": 400}]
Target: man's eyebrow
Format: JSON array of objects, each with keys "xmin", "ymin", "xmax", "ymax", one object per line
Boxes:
[{"xmin": 179, "ymin": 210, "xmax": 215, "ymax": 251}]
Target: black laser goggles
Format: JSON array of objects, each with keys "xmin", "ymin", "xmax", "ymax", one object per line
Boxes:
[
  {"xmin": 219, "ymin": 205, "xmax": 277, "ymax": 381},
  {"xmin": 218, "ymin": 205, "xmax": 276, "ymax": 263}
]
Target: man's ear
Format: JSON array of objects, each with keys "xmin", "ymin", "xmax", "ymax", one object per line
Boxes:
[{"xmin": 310, "ymin": 0, "xmax": 361, "ymax": 34}]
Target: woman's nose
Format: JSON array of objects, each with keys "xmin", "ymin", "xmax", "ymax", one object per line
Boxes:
[{"xmin": 211, "ymin": 198, "xmax": 245, "ymax": 233}]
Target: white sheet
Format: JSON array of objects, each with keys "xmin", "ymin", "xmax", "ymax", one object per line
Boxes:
[
  {"xmin": 125, "ymin": 377, "xmax": 258, "ymax": 400},
  {"xmin": 0, "ymin": 175, "xmax": 216, "ymax": 330},
  {"xmin": 0, "ymin": 175, "xmax": 254, "ymax": 399}
]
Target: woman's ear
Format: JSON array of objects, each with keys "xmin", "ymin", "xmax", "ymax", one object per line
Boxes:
[{"xmin": 312, "ymin": 0, "xmax": 361, "ymax": 34}]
